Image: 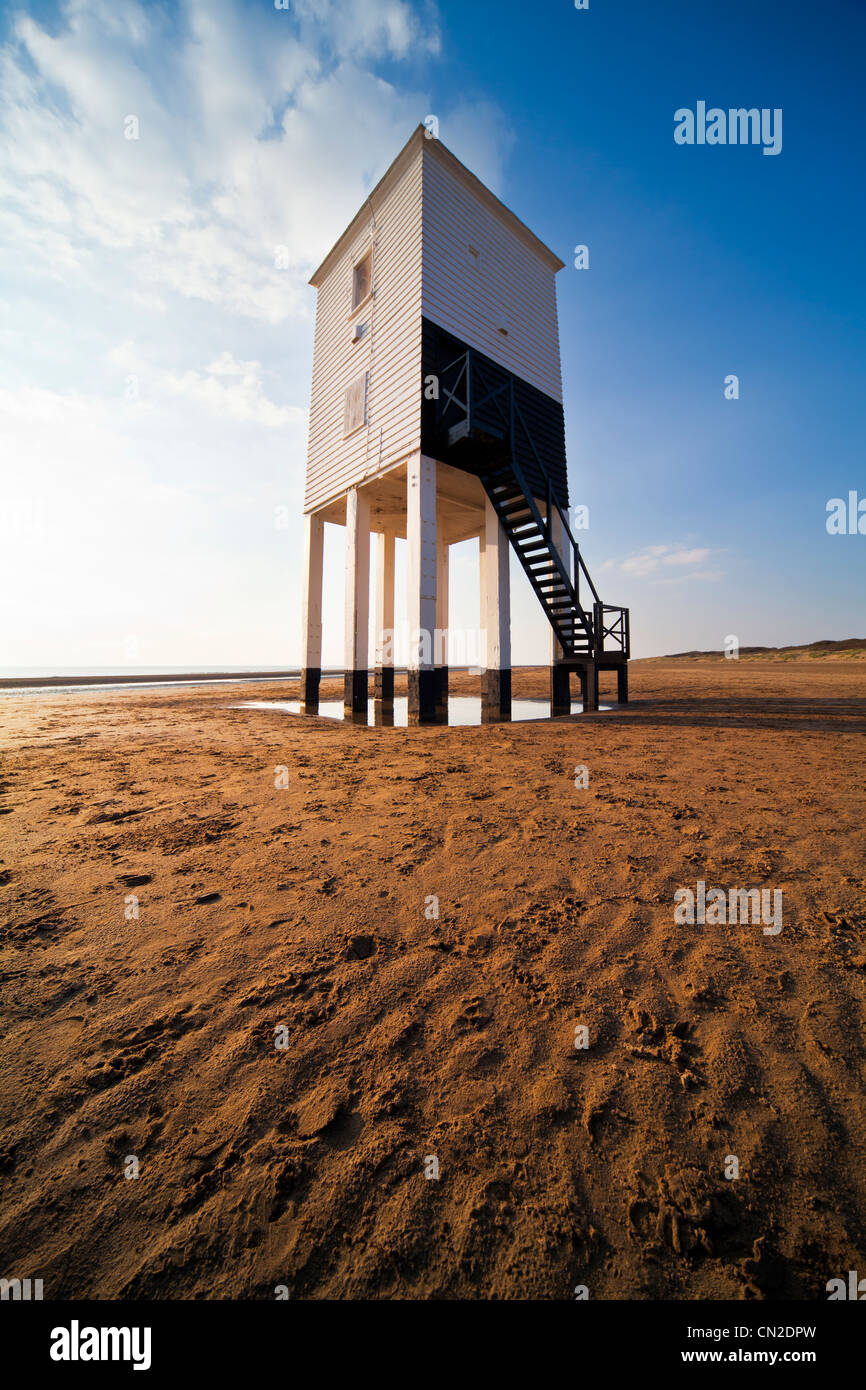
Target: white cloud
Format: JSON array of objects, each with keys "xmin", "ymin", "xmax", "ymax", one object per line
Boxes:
[
  {"xmin": 0, "ymin": 0, "xmax": 515, "ymax": 665},
  {"xmin": 161, "ymin": 355, "xmax": 304, "ymax": 429},
  {"xmin": 101, "ymin": 343, "xmax": 301, "ymax": 427},
  {"xmin": 0, "ymin": 0, "xmax": 476, "ymax": 323},
  {"xmin": 292, "ymin": 0, "xmax": 441, "ymax": 60},
  {"xmin": 608, "ymin": 544, "xmax": 723, "ymax": 581}
]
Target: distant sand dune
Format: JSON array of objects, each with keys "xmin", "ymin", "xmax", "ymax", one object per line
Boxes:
[{"xmin": 663, "ymin": 638, "xmax": 866, "ymax": 661}]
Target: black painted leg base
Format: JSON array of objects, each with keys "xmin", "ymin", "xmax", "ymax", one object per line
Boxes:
[
  {"xmin": 408, "ymin": 669, "xmax": 437, "ymax": 724},
  {"xmin": 550, "ymin": 664, "xmax": 570, "ymax": 716},
  {"xmin": 617, "ymin": 664, "xmax": 629, "ymax": 704},
  {"xmin": 481, "ymin": 668, "xmax": 511, "ymax": 723},
  {"xmin": 301, "ymin": 667, "xmax": 320, "ymax": 715},
  {"xmin": 374, "ymin": 666, "xmax": 395, "ymax": 703},
  {"xmin": 577, "ymin": 663, "xmax": 599, "ymax": 712},
  {"xmin": 435, "ymin": 666, "xmax": 449, "ymax": 721},
  {"xmin": 344, "ymin": 669, "xmax": 368, "ymax": 719}
]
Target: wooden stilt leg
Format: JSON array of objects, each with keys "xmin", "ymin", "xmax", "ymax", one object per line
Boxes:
[
  {"xmin": 480, "ymin": 496, "xmax": 511, "ymax": 722},
  {"xmin": 344, "ymin": 487, "xmax": 370, "ymax": 719},
  {"xmin": 374, "ymin": 531, "xmax": 395, "ymax": 706},
  {"xmin": 301, "ymin": 511, "xmax": 324, "ymax": 714},
  {"xmin": 407, "ymin": 455, "xmax": 437, "ymax": 723}
]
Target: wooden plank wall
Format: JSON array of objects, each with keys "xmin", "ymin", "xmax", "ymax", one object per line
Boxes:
[
  {"xmin": 304, "ymin": 132, "xmax": 566, "ymax": 514},
  {"xmin": 304, "ymin": 145, "xmax": 423, "ymax": 513},
  {"xmin": 421, "ymin": 144, "xmax": 564, "ymax": 404}
]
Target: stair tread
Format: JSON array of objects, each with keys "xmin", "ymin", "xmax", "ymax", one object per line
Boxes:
[{"xmin": 477, "ymin": 455, "xmax": 618, "ymax": 659}]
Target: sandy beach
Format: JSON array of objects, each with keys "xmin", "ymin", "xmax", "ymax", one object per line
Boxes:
[{"xmin": 1, "ymin": 658, "xmax": 865, "ymax": 1300}]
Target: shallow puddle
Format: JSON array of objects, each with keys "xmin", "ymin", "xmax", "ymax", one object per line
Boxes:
[{"xmin": 233, "ymin": 696, "xmax": 613, "ymax": 726}]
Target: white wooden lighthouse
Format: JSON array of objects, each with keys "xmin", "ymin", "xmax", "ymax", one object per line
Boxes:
[{"xmin": 301, "ymin": 124, "xmax": 628, "ymax": 723}]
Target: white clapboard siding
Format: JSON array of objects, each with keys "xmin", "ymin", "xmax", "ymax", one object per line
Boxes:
[
  {"xmin": 421, "ymin": 142, "xmax": 564, "ymax": 402},
  {"xmin": 304, "ymin": 136, "xmax": 424, "ymax": 514},
  {"xmin": 304, "ymin": 127, "xmax": 565, "ymax": 514}
]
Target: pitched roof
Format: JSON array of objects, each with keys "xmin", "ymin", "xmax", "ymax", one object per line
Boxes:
[{"xmin": 309, "ymin": 124, "xmax": 564, "ymax": 287}]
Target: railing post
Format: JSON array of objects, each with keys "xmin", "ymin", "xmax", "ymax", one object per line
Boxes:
[
  {"xmin": 466, "ymin": 350, "xmax": 471, "ymax": 432},
  {"xmin": 593, "ymin": 601, "xmax": 603, "ymax": 659}
]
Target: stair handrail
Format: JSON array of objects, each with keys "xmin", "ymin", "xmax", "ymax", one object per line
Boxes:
[
  {"xmin": 509, "ymin": 393, "xmax": 600, "ymax": 609},
  {"xmin": 507, "ymin": 374, "xmax": 633, "ymax": 658},
  {"xmin": 439, "ymin": 349, "xmax": 630, "ymax": 656},
  {"xmin": 461, "ymin": 349, "xmax": 594, "ymax": 648}
]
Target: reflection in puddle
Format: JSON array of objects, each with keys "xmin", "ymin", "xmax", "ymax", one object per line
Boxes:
[{"xmin": 233, "ymin": 696, "xmax": 613, "ymax": 726}]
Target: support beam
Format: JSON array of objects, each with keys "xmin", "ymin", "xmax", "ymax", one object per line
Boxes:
[
  {"xmin": 373, "ymin": 530, "xmax": 395, "ymax": 705},
  {"xmin": 343, "ymin": 486, "xmax": 370, "ymax": 718},
  {"xmin": 617, "ymin": 663, "xmax": 629, "ymax": 705},
  {"xmin": 576, "ymin": 659, "xmax": 599, "ymax": 712},
  {"xmin": 550, "ymin": 663, "xmax": 570, "ymax": 716},
  {"xmin": 435, "ymin": 533, "xmax": 449, "ymax": 718},
  {"xmin": 300, "ymin": 511, "xmax": 324, "ymax": 714},
  {"xmin": 549, "ymin": 506, "xmax": 570, "ymax": 715},
  {"xmin": 406, "ymin": 454, "xmax": 437, "ymax": 723},
  {"xmin": 480, "ymin": 496, "xmax": 511, "ymax": 722}
]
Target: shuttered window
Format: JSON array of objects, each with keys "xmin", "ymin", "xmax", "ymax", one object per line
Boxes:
[{"xmin": 343, "ymin": 371, "xmax": 368, "ymax": 435}]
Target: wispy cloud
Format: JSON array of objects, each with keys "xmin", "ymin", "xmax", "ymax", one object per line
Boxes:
[
  {"xmin": 106, "ymin": 343, "xmax": 303, "ymax": 428},
  {"xmin": 0, "ymin": 0, "xmax": 500, "ymax": 324},
  {"xmin": 0, "ymin": 0, "xmax": 513, "ymax": 663},
  {"xmin": 602, "ymin": 544, "xmax": 724, "ymax": 582}
]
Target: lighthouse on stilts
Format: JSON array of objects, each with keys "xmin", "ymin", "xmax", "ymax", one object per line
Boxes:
[{"xmin": 300, "ymin": 125, "xmax": 629, "ymax": 724}]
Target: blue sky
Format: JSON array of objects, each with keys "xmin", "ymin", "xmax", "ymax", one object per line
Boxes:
[{"xmin": 1, "ymin": 0, "xmax": 863, "ymax": 666}]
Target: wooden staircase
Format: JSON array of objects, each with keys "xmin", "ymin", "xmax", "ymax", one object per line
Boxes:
[
  {"xmin": 434, "ymin": 346, "xmax": 629, "ymax": 665},
  {"xmin": 481, "ymin": 462, "xmax": 593, "ymax": 658}
]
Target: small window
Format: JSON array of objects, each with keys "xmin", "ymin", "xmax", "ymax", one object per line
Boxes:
[
  {"xmin": 352, "ymin": 251, "xmax": 372, "ymax": 311},
  {"xmin": 344, "ymin": 371, "xmax": 368, "ymax": 435}
]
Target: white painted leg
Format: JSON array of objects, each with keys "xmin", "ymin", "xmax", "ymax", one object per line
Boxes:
[
  {"xmin": 435, "ymin": 535, "xmax": 449, "ymax": 663},
  {"xmin": 406, "ymin": 454, "xmax": 437, "ymax": 722},
  {"xmin": 344, "ymin": 486, "xmax": 370, "ymax": 716},
  {"xmin": 301, "ymin": 511, "xmax": 324, "ymax": 713},
  {"xmin": 374, "ymin": 530, "xmax": 395, "ymax": 703},
  {"xmin": 435, "ymin": 533, "xmax": 449, "ymax": 714},
  {"xmin": 480, "ymin": 495, "xmax": 511, "ymax": 721}
]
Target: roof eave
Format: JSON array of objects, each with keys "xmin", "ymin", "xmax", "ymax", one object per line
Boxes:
[
  {"xmin": 425, "ymin": 136, "xmax": 565, "ymax": 274},
  {"xmin": 307, "ymin": 124, "xmax": 566, "ymax": 288},
  {"xmin": 308, "ymin": 125, "xmax": 426, "ymax": 287}
]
